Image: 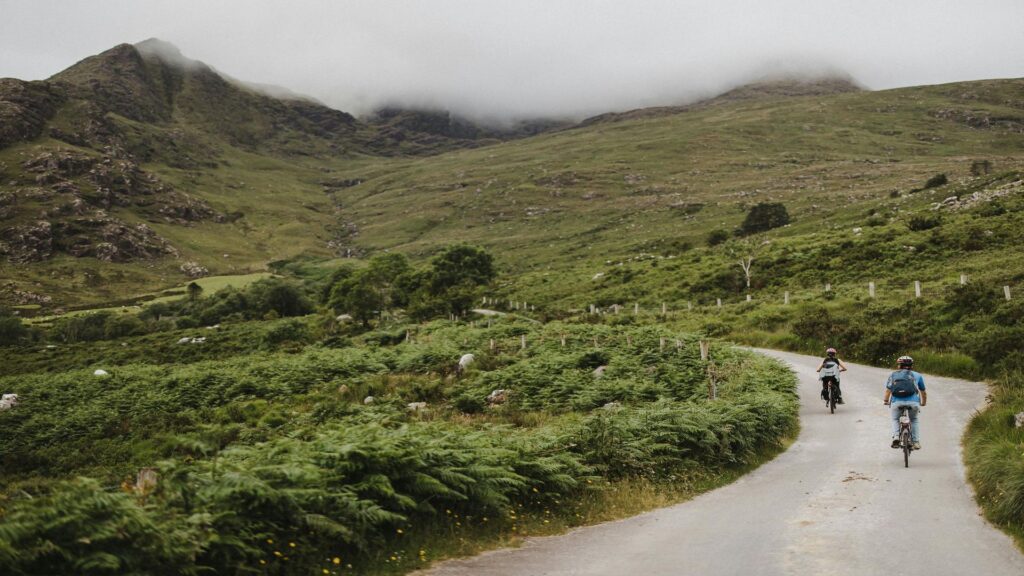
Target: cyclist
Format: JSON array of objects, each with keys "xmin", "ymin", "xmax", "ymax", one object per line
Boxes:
[
  {"xmin": 883, "ymin": 355, "xmax": 927, "ymax": 450},
  {"xmin": 816, "ymin": 347, "xmax": 848, "ymax": 404}
]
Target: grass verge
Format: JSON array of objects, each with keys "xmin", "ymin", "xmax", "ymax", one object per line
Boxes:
[{"xmin": 964, "ymin": 372, "xmax": 1024, "ymax": 552}]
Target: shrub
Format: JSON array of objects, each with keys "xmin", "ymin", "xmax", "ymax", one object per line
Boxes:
[
  {"xmin": 908, "ymin": 214, "xmax": 941, "ymax": 231},
  {"xmin": 0, "ymin": 313, "xmax": 28, "ymax": 346},
  {"xmin": 739, "ymin": 203, "xmax": 790, "ymax": 235},
  {"xmin": 923, "ymin": 173, "xmax": 948, "ymax": 189},
  {"xmin": 706, "ymin": 229, "xmax": 730, "ymax": 246}
]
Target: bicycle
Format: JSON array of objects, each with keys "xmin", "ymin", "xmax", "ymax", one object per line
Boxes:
[
  {"xmin": 822, "ymin": 376, "xmax": 839, "ymax": 414},
  {"xmin": 897, "ymin": 405, "xmax": 914, "ymax": 468}
]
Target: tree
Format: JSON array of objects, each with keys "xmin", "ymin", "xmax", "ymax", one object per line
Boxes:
[
  {"xmin": 186, "ymin": 282, "xmax": 203, "ymax": 302},
  {"xmin": 363, "ymin": 253, "xmax": 412, "ymax": 319},
  {"xmin": 249, "ymin": 278, "xmax": 312, "ymax": 318},
  {"xmin": 428, "ymin": 246, "xmax": 496, "ymax": 316},
  {"xmin": 0, "ymin": 309, "xmax": 28, "ymax": 346},
  {"xmin": 739, "ymin": 203, "xmax": 790, "ymax": 235},
  {"xmin": 429, "ymin": 245, "xmax": 496, "ymax": 293},
  {"xmin": 726, "ymin": 237, "xmax": 769, "ymax": 293}
]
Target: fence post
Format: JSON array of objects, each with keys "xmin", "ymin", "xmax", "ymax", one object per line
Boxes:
[
  {"xmin": 593, "ymin": 336, "xmax": 599, "ymax": 348},
  {"xmin": 661, "ymin": 302, "xmax": 667, "ymax": 315},
  {"xmin": 746, "ymin": 294, "xmax": 752, "ymax": 302},
  {"xmin": 1005, "ymin": 285, "xmax": 1012, "ymax": 301},
  {"xmin": 960, "ymin": 274, "xmax": 967, "ymax": 285},
  {"xmin": 521, "ymin": 335, "xmax": 526, "ymax": 350},
  {"xmin": 825, "ymin": 282, "xmax": 831, "ymax": 292},
  {"xmin": 699, "ymin": 340, "xmax": 709, "ymax": 361},
  {"xmin": 660, "ymin": 337, "xmax": 665, "ymax": 352},
  {"xmin": 687, "ymin": 301, "xmax": 693, "ymax": 311},
  {"xmin": 560, "ymin": 333, "xmax": 566, "ymax": 347},
  {"xmin": 634, "ymin": 302, "xmax": 639, "ymax": 315},
  {"xmin": 869, "ymin": 282, "xmax": 876, "ymax": 298},
  {"xmin": 914, "ymin": 281, "xmax": 921, "ymax": 298},
  {"xmin": 675, "ymin": 339, "xmax": 682, "ymax": 350},
  {"xmin": 784, "ymin": 291, "xmax": 790, "ymax": 305},
  {"xmin": 707, "ymin": 362, "xmax": 718, "ymax": 401},
  {"xmin": 136, "ymin": 468, "xmax": 158, "ymax": 501},
  {"xmin": 626, "ymin": 334, "xmax": 632, "ymax": 346},
  {"xmin": 716, "ymin": 298, "xmax": 722, "ymax": 308},
  {"xmin": 405, "ymin": 330, "xmax": 410, "ymax": 343},
  {"xmin": 490, "ymin": 338, "xmax": 495, "ymax": 351}
]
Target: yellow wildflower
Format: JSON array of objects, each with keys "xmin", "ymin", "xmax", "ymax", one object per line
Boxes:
[{"xmin": 332, "ymin": 557, "xmax": 341, "ymax": 565}]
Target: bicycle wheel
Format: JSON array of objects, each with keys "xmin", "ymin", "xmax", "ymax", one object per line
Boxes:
[
  {"xmin": 902, "ymin": 429, "xmax": 911, "ymax": 468},
  {"xmin": 829, "ymin": 385, "xmax": 836, "ymax": 414}
]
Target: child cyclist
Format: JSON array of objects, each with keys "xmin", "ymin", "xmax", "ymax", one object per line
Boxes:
[{"xmin": 816, "ymin": 347, "xmax": 848, "ymax": 404}]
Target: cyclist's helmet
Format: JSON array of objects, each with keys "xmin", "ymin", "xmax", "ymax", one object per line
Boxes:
[
  {"xmin": 897, "ymin": 355, "xmax": 914, "ymax": 368},
  {"xmin": 826, "ymin": 347, "xmax": 837, "ymax": 357}
]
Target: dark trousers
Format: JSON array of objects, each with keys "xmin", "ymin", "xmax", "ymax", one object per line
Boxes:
[{"xmin": 821, "ymin": 376, "xmax": 841, "ymax": 399}]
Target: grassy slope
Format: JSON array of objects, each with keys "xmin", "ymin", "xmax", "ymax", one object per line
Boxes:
[{"xmin": 4, "ymin": 78, "xmax": 1024, "ymax": 309}]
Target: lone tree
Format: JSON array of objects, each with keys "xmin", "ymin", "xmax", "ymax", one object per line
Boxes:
[
  {"xmin": 726, "ymin": 236, "xmax": 770, "ymax": 292},
  {"xmin": 186, "ymin": 281, "xmax": 203, "ymax": 302},
  {"xmin": 740, "ymin": 202, "xmax": 790, "ymax": 235}
]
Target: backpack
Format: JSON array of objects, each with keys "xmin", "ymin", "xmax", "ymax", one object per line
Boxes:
[
  {"xmin": 820, "ymin": 359, "xmax": 841, "ymax": 378},
  {"xmin": 890, "ymin": 369, "xmax": 919, "ymax": 398}
]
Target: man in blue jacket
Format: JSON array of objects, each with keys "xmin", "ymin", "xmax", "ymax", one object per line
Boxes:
[{"xmin": 883, "ymin": 355, "xmax": 927, "ymax": 450}]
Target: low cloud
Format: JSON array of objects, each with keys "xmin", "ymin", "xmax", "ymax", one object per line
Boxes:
[{"xmin": 2, "ymin": 0, "xmax": 1023, "ymax": 122}]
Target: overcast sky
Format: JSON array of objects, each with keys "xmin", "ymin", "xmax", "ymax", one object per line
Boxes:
[{"xmin": 2, "ymin": 0, "xmax": 1023, "ymax": 121}]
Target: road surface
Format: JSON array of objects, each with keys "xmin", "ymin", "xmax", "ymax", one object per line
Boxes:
[{"xmin": 420, "ymin": 349, "xmax": 1024, "ymax": 576}]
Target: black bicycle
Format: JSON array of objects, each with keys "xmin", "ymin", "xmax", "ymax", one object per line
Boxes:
[{"xmin": 822, "ymin": 377, "xmax": 838, "ymax": 414}]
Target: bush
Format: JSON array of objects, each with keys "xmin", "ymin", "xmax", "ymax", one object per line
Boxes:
[
  {"xmin": 923, "ymin": 173, "xmax": 948, "ymax": 189},
  {"xmin": 739, "ymin": 203, "xmax": 790, "ymax": 235},
  {"xmin": 0, "ymin": 314, "xmax": 28, "ymax": 346},
  {"xmin": 908, "ymin": 214, "xmax": 941, "ymax": 231},
  {"xmin": 706, "ymin": 229, "xmax": 730, "ymax": 246}
]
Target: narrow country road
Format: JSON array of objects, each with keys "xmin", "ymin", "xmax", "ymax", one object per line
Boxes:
[{"xmin": 419, "ymin": 349, "xmax": 1024, "ymax": 576}]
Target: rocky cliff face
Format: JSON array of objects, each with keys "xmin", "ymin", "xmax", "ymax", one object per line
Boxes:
[{"xmin": 0, "ymin": 149, "xmax": 215, "ymax": 263}]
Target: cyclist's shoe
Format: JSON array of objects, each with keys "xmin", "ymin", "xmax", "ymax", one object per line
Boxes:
[
  {"xmin": 891, "ymin": 439, "xmax": 901, "ymax": 449},
  {"xmin": 912, "ymin": 442, "xmax": 922, "ymax": 450}
]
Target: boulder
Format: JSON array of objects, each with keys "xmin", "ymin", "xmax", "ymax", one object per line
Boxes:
[
  {"xmin": 602, "ymin": 401, "xmax": 622, "ymax": 411},
  {"xmin": 1014, "ymin": 411, "xmax": 1024, "ymax": 428},
  {"xmin": 363, "ymin": 395, "xmax": 375, "ymax": 405},
  {"xmin": 592, "ymin": 365, "xmax": 607, "ymax": 378},
  {"xmin": 93, "ymin": 369, "xmax": 109, "ymax": 376},
  {"xmin": 177, "ymin": 337, "xmax": 191, "ymax": 344},
  {"xmin": 180, "ymin": 261, "xmax": 209, "ymax": 278},
  {"xmin": 0, "ymin": 393, "xmax": 19, "ymax": 410},
  {"xmin": 486, "ymin": 389, "xmax": 508, "ymax": 405},
  {"xmin": 407, "ymin": 401, "xmax": 428, "ymax": 412},
  {"xmin": 457, "ymin": 353, "xmax": 475, "ymax": 372}
]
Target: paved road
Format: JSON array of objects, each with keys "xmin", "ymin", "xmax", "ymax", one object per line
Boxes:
[{"xmin": 419, "ymin": 349, "xmax": 1024, "ymax": 576}]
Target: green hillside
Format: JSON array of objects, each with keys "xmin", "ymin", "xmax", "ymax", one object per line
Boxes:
[
  {"xmin": 2, "ymin": 39, "xmax": 1024, "ymax": 574},
  {"xmin": 2, "ymin": 39, "xmax": 1022, "ymax": 311}
]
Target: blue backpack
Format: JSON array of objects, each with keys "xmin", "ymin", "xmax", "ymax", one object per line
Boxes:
[{"xmin": 890, "ymin": 369, "xmax": 919, "ymax": 398}]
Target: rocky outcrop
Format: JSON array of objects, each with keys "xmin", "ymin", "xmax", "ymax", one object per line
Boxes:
[
  {"xmin": 0, "ymin": 221, "xmax": 53, "ymax": 263},
  {"xmin": 179, "ymin": 261, "xmax": 209, "ymax": 278},
  {"xmin": 0, "ymin": 79, "xmax": 66, "ymax": 150}
]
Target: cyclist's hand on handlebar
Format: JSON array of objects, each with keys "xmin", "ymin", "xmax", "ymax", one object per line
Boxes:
[{"xmin": 883, "ymin": 400, "xmax": 890, "ymax": 406}]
